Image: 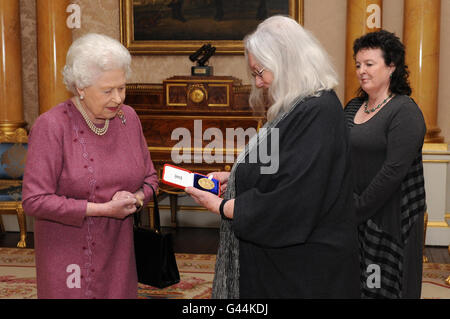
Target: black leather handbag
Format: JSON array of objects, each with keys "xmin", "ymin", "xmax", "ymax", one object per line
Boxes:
[{"xmin": 133, "ymin": 185, "xmax": 180, "ymax": 288}]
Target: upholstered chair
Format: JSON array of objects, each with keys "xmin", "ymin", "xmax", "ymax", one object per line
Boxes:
[{"xmin": 0, "ymin": 128, "xmax": 28, "ymax": 248}]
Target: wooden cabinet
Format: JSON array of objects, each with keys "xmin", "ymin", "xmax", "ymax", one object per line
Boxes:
[{"xmin": 126, "ymin": 76, "xmax": 264, "ymax": 179}]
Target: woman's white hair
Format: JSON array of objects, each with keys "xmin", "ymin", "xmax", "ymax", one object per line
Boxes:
[
  {"xmin": 62, "ymin": 33, "xmax": 132, "ymax": 94},
  {"xmin": 244, "ymin": 15, "xmax": 338, "ymax": 121}
]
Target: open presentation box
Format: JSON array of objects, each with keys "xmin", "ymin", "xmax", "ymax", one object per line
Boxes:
[{"xmin": 161, "ymin": 164, "xmax": 221, "ymax": 196}]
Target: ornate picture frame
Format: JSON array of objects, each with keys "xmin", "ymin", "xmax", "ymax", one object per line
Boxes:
[{"xmin": 120, "ymin": 0, "xmax": 303, "ymax": 55}]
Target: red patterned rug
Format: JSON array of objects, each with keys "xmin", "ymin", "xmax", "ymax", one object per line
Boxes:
[
  {"xmin": 138, "ymin": 253, "xmax": 215, "ymax": 299},
  {"xmin": 0, "ymin": 248, "xmax": 214, "ymax": 299},
  {"xmin": 0, "ymin": 247, "xmax": 448, "ymax": 299},
  {"xmin": 421, "ymin": 263, "xmax": 450, "ymax": 299}
]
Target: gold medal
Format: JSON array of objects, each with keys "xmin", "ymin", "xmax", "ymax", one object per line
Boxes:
[{"xmin": 198, "ymin": 177, "xmax": 215, "ymax": 190}]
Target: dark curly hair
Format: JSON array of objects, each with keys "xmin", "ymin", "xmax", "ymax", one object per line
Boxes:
[{"xmin": 353, "ymin": 30, "xmax": 412, "ymax": 98}]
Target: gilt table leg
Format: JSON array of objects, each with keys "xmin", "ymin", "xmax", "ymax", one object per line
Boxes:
[{"xmin": 16, "ymin": 205, "xmax": 27, "ymax": 248}]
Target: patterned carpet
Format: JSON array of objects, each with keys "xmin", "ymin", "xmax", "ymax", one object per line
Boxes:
[
  {"xmin": 0, "ymin": 247, "xmax": 448, "ymax": 299},
  {"xmin": 0, "ymin": 248, "xmax": 214, "ymax": 299},
  {"xmin": 421, "ymin": 263, "xmax": 450, "ymax": 299},
  {"xmin": 138, "ymin": 253, "xmax": 214, "ymax": 299}
]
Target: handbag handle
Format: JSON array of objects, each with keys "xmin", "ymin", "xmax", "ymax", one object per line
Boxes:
[
  {"xmin": 134, "ymin": 183, "xmax": 161, "ymax": 233},
  {"xmin": 148, "ymin": 184, "xmax": 161, "ymax": 233}
]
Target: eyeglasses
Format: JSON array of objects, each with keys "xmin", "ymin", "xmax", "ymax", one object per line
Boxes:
[{"xmin": 251, "ymin": 67, "xmax": 266, "ymax": 78}]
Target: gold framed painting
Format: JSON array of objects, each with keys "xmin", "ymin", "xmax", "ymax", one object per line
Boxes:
[{"xmin": 120, "ymin": 0, "xmax": 303, "ymax": 55}]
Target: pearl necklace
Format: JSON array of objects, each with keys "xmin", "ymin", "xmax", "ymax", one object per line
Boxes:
[
  {"xmin": 364, "ymin": 94, "xmax": 393, "ymax": 114},
  {"xmin": 73, "ymin": 96, "xmax": 109, "ymax": 136}
]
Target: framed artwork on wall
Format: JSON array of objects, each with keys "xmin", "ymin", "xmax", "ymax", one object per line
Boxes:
[{"xmin": 120, "ymin": 0, "xmax": 303, "ymax": 55}]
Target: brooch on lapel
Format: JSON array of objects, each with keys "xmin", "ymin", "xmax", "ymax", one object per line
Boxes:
[{"xmin": 117, "ymin": 109, "xmax": 126, "ymax": 125}]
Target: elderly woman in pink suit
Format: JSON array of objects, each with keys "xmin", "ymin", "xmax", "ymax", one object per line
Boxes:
[{"xmin": 22, "ymin": 33, "xmax": 159, "ymax": 299}]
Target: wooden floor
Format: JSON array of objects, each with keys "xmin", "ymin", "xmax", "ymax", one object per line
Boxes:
[
  {"xmin": 425, "ymin": 244, "xmax": 450, "ymax": 264},
  {"xmin": 0, "ymin": 228, "xmax": 219, "ymax": 255},
  {"xmin": 0, "ymin": 229, "xmax": 448, "ymax": 263}
]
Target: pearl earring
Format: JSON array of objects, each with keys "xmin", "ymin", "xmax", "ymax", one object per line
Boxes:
[{"xmin": 80, "ymin": 95, "xmax": 84, "ymax": 100}]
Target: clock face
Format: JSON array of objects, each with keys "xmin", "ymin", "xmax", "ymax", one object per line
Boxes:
[{"xmin": 190, "ymin": 88, "xmax": 205, "ymax": 103}]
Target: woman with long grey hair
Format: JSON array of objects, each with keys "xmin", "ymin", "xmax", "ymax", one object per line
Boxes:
[{"xmin": 186, "ymin": 15, "xmax": 360, "ymax": 298}]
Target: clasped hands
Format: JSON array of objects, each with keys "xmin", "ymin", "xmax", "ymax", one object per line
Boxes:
[
  {"xmin": 108, "ymin": 190, "xmax": 143, "ymax": 219},
  {"xmin": 86, "ymin": 189, "xmax": 145, "ymax": 219}
]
